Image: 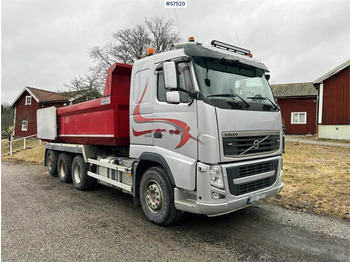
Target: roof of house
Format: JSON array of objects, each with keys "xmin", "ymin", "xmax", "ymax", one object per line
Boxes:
[
  {"xmin": 10, "ymin": 86, "xmax": 77, "ymax": 107},
  {"xmin": 270, "ymin": 82, "xmax": 317, "ymax": 97},
  {"xmin": 313, "ymin": 59, "xmax": 350, "ymax": 84}
]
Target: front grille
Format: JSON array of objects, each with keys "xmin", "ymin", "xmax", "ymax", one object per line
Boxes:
[
  {"xmin": 238, "ymin": 162, "xmax": 274, "ymax": 178},
  {"xmin": 223, "ymin": 134, "xmax": 280, "ymax": 157},
  {"xmin": 236, "ymin": 177, "xmax": 275, "ymax": 195},
  {"xmin": 226, "ymin": 159, "xmax": 278, "ymax": 196}
]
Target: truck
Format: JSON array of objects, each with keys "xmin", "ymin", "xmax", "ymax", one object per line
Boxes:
[{"xmin": 37, "ymin": 38, "xmax": 284, "ymax": 226}]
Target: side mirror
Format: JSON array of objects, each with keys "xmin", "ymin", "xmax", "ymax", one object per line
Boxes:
[
  {"xmin": 163, "ymin": 62, "xmax": 178, "ymax": 90},
  {"xmin": 166, "ymin": 91, "xmax": 180, "ymax": 104},
  {"xmin": 265, "ymin": 74, "xmax": 270, "ymax": 81}
]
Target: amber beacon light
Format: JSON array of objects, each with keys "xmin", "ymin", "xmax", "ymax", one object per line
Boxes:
[{"xmin": 147, "ymin": 47, "xmax": 155, "ymax": 56}]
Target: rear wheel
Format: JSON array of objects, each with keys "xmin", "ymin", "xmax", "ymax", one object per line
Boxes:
[
  {"xmin": 72, "ymin": 155, "xmax": 95, "ymax": 191},
  {"xmin": 46, "ymin": 150, "xmax": 58, "ymax": 177},
  {"xmin": 57, "ymin": 153, "xmax": 73, "ymax": 183},
  {"xmin": 140, "ymin": 166, "xmax": 182, "ymax": 226}
]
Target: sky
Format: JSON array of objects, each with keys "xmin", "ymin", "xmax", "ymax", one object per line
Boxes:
[{"xmin": 1, "ymin": 0, "xmax": 350, "ymax": 105}]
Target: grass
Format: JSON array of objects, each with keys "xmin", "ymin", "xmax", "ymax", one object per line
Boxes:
[
  {"xmin": 288, "ymin": 135, "xmax": 350, "ymax": 144},
  {"xmin": 266, "ymin": 142, "xmax": 350, "ymax": 220},
  {"xmin": 2, "ymin": 139, "xmax": 349, "ymax": 220},
  {"xmin": 1, "ymin": 138, "xmax": 46, "ymax": 163}
]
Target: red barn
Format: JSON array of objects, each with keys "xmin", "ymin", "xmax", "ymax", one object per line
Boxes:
[
  {"xmin": 10, "ymin": 87, "xmax": 79, "ymax": 137},
  {"xmin": 271, "ymin": 83, "xmax": 317, "ymax": 135},
  {"xmin": 313, "ymin": 60, "xmax": 350, "ymax": 140}
]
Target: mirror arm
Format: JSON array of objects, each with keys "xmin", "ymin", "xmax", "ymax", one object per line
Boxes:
[
  {"xmin": 175, "ymin": 87, "xmax": 190, "ymax": 93},
  {"xmin": 189, "ymin": 91, "xmax": 201, "ymax": 99},
  {"xmin": 174, "ymin": 87, "xmax": 201, "ymax": 100},
  {"xmin": 155, "ymin": 64, "xmax": 163, "ymax": 72}
]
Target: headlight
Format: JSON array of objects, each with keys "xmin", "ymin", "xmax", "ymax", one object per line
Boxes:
[
  {"xmin": 279, "ymin": 170, "xmax": 284, "ymax": 184},
  {"xmin": 279, "ymin": 159, "xmax": 283, "ymax": 183},
  {"xmin": 210, "ymin": 166, "xmax": 224, "ymax": 189}
]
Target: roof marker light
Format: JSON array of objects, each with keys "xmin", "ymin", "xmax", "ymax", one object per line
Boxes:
[
  {"xmin": 147, "ymin": 47, "xmax": 154, "ymax": 56},
  {"xmin": 188, "ymin": 36, "xmax": 195, "ymax": 42}
]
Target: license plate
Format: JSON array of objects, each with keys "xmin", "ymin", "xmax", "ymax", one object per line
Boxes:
[
  {"xmin": 256, "ymin": 193, "xmax": 267, "ymax": 200},
  {"xmin": 247, "ymin": 193, "xmax": 267, "ymax": 204}
]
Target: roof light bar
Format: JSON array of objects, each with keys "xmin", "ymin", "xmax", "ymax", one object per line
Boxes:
[{"xmin": 211, "ymin": 40, "xmax": 251, "ymax": 56}]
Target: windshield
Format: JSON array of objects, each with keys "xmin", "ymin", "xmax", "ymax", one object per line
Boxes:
[{"xmin": 193, "ymin": 57, "xmax": 278, "ymax": 111}]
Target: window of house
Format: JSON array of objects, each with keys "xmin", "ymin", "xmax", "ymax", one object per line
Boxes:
[
  {"xmin": 21, "ymin": 120, "xmax": 28, "ymax": 131},
  {"xmin": 25, "ymin": 96, "xmax": 32, "ymax": 105},
  {"xmin": 291, "ymin": 112, "xmax": 307, "ymax": 124}
]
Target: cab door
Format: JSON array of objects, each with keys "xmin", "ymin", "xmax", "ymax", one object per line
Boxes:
[{"xmin": 152, "ymin": 61, "xmax": 198, "ymax": 190}]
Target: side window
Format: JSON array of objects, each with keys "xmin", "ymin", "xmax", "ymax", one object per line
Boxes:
[
  {"xmin": 21, "ymin": 120, "xmax": 28, "ymax": 131},
  {"xmin": 178, "ymin": 63, "xmax": 192, "ymax": 103},
  {"xmin": 25, "ymin": 96, "xmax": 32, "ymax": 105},
  {"xmin": 157, "ymin": 72, "xmax": 167, "ymax": 102},
  {"xmin": 157, "ymin": 62, "xmax": 193, "ymax": 103},
  {"xmin": 291, "ymin": 112, "xmax": 307, "ymax": 124},
  {"xmin": 133, "ymin": 69, "xmax": 150, "ymax": 104}
]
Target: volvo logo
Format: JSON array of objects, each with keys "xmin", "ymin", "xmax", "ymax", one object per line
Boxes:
[
  {"xmin": 253, "ymin": 140, "xmax": 260, "ymax": 149},
  {"xmin": 239, "ymin": 135, "xmax": 271, "ymax": 155},
  {"xmin": 223, "ymin": 132, "xmax": 239, "ymax": 137}
]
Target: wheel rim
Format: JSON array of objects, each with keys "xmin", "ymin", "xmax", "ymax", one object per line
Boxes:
[
  {"xmin": 59, "ymin": 160, "xmax": 65, "ymax": 178},
  {"xmin": 73, "ymin": 163, "xmax": 82, "ymax": 184},
  {"xmin": 48, "ymin": 155, "xmax": 52, "ymax": 172},
  {"xmin": 145, "ymin": 180, "xmax": 163, "ymax": 213}
]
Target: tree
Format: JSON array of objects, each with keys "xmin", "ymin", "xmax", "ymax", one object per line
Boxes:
[
  {"xmin": 112, "ymin": 24, "xmax": 151, "ymax": 63},
  {"xmin": 63, "ymin": 71, "xmax": 104, "ymax": 101},
  {"xmin": 145, "ymin": 17, "xmax": 181, "ymax": 54},
  {"xmin": 1, "ymin": 104, "xmax": 14, "ymax": 141},
  {"xmin": 64, "ymin": 16, "xmax": 180, "ymax": 99}
]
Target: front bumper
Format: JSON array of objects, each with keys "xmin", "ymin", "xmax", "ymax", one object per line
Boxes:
[{"xmin": 174, "ymin": 155, "xmax": 283, "ymax": 216}]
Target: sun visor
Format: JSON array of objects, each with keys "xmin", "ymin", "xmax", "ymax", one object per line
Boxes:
[{"xmin": 184, "ymin": 45, "xmax": 269, "ymax": 72}]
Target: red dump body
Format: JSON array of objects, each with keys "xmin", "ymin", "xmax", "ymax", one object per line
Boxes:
[{"xmin": 56, "ymin": 63, "xmax": 132, "ymax": 146}]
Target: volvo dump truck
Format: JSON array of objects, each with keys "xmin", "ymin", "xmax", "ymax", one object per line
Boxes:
[{"xmin": 37, "ymin": 39, "xmax": 284, "ymax": 225}]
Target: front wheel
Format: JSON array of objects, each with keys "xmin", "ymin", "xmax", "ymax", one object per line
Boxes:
[{"xmin": 140, "ymin": 167, "xmax": 182, "ymax": 226}]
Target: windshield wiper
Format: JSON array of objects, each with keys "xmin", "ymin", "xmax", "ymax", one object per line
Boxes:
[
  {"xmin": 207, "ymin": 93, "xmax": 250, "ymax": 107},
  {"xmin": 247, "ymin": 96, "xmax": 280, "ymax": 110},
  {"xmin": 207, "ymin": 93, "xmax": 233, "ymax": 98},
  {"xmin": 265, "ymin": 97, "xmax": 280, "ymax": 110},
  {"xmin": 234, "ymin": 93, "xmax": 251, "ymax": 108}
]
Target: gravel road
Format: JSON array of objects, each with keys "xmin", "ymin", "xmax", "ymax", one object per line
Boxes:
[{"xmin": 2, "ymin": 161, "xmax": 350, "ymax": 261}]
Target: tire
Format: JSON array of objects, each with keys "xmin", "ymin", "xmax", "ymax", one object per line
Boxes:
[
  {"xmin": 57, "ymin": 153, "xmax": 73, "ymax": 183},
  {"xmin": 140, "ymin": 166, "xmax": 182, "ymax": 226},
  {"xmin": 71, "ymin": 155, "xmax": 95, "ymax": 191},
  {"xmin": 46, "ymin": 150, "xmax": 59, "ymax": 177}
]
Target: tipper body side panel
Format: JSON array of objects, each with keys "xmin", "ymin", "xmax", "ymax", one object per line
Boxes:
[{"xmin": 42, "ymin": 63, "xmax": 132, "ymax": 146}]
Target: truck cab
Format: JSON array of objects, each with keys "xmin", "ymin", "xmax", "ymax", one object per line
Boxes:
[{"xmin": 129, "ymin": 40, "xmax": 283, "ymax": 221}]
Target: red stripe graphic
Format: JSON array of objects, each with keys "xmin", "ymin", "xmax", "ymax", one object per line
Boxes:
[{"xmin": 133, "ymin": 81, "xmax": 200, "ymax": 148}]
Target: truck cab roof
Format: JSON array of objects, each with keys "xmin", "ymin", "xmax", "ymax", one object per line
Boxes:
[{"xmin": 134, "ymin": 41, "xmax": 269, "ymax": 72}]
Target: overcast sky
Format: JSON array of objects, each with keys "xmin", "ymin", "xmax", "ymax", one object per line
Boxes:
[{"xmin": 1, "ymin": 0, "xmax": 349, "ymax": 104}]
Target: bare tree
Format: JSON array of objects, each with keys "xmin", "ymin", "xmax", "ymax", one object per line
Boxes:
[
  {"xmin": 62, "ymin": 71, "xmax": 104, "ymax": 101},
  {"xmin": 112, "ymin": 24, "xmax": 151, "ymax": 63},
  {"xmin": 145, "ymin": 17, "xmax": 181, "ymax": 53},
  {"xmin": 64, "ymin": 16, "xmax": 180, "ymax": 100},
  {"xmin": 1, "ymin": 104, "xmax": 14, "ymax": 141}
]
